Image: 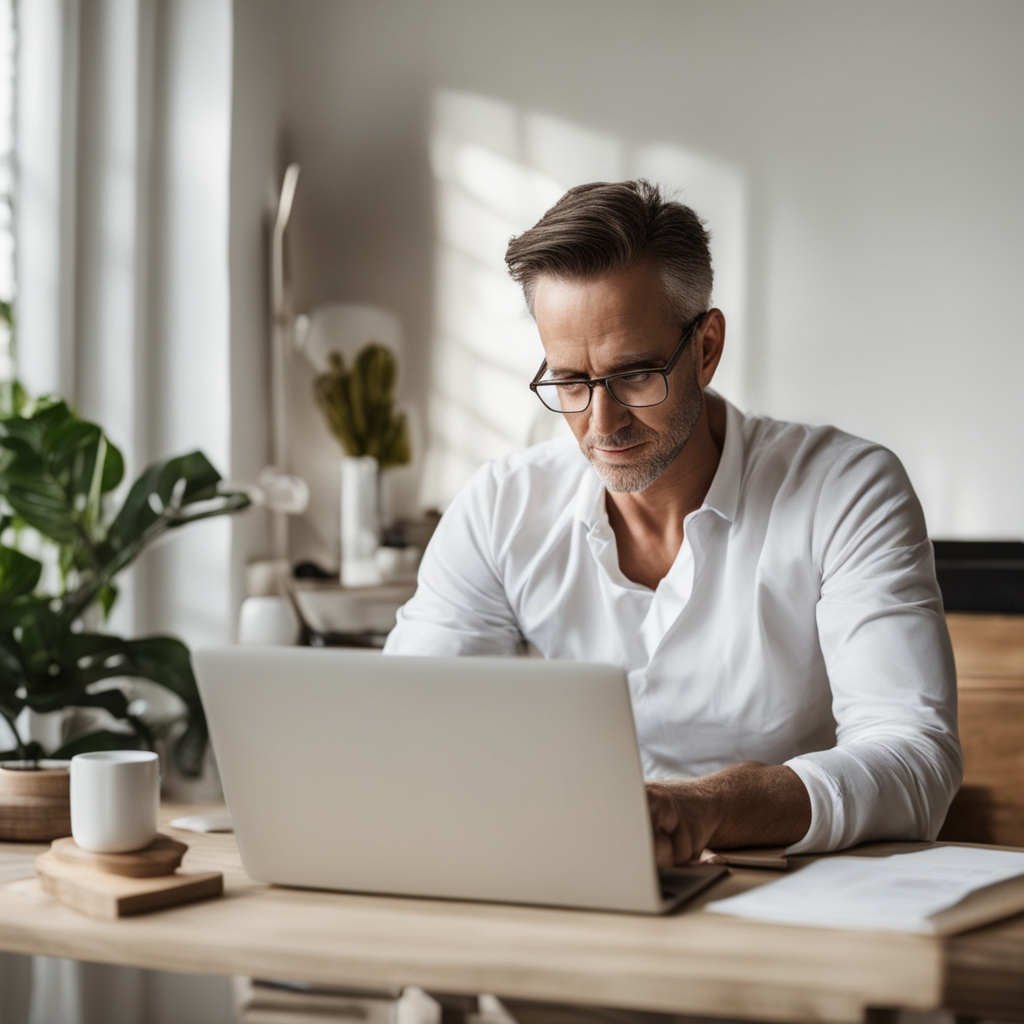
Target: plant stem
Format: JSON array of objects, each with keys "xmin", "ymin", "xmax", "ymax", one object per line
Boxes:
[{"xmin": 60, "ymin": 494, "xmax": 249, "ymax": 624}]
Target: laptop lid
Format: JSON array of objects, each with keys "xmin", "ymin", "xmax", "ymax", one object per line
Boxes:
[{"xmin": 195, "ymin": 647, "xmax": 679, "ymax": 913}]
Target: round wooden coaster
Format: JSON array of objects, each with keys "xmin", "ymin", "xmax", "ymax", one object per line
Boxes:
[{"xmin": 49, "ymin": 834, "xmax": 188, "ymax": 877}]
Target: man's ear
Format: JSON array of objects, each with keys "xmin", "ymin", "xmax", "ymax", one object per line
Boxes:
[{"xmin": 695, "ymin": 309, "xmax": 726, "ymax": 388}]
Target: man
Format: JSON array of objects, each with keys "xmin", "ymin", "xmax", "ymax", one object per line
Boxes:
[{"xmin": 385, "ymin": 180, "xmax": 961, "ymax": 864}]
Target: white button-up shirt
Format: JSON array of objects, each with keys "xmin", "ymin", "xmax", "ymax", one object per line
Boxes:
[{"xmin": 385, "ymin": 399, "xmax": 962, "ymax": 854}]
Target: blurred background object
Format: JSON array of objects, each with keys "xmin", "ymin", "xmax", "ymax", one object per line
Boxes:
[{"xmin": 933, "ymin": 541, "xmax": 1024, "ymax": 615}]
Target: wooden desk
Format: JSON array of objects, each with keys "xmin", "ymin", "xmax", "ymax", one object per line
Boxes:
[{"xmin": 0, "ymin": 806, "xmax": 1021, "ymax": 1024}]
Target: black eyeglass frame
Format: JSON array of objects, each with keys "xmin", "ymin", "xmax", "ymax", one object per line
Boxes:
[{"xmin": 529, "ymin": 311, "xmax": 707, "ymax": 414}]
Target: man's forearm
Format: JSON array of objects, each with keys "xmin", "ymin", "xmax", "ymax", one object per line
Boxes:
[{"xmin": 646, "ymin": 761, "xmax": 811, "ymax": 867}]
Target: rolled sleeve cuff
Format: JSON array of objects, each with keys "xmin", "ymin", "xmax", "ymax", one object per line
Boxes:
[{"xmin": 783, "ymin": 755, "xmax": 846, "ymax": 855}]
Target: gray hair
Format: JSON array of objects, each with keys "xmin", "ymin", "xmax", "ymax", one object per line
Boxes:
[{"xmin": 504, "ymin": 179, "xmax": 713, "ymax": 325}]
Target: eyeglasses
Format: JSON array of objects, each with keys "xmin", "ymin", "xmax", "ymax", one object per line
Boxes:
[{"xmin": 529, "ymin": 312, "xmax": 706, "ymax": 414}]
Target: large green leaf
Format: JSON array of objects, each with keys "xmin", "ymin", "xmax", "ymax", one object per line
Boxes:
[
  {"xmin": 98, "ymin": 451, "xmax": 249, "ymax": 566},
  {"xmin": 0, "ymin": 402, "xmax": 124, "ymax": 548},
  {"xmin": 65, "ymin": 633, "xmax": 207, "ymax": 776},
  {"xmin": 24, "ymin": 685, "xmax": 131, "ymax": 719},
  {"xmin": 68, "ymin": 634, "xmax": 202, "ymax": 715},
  {"xmin": 0, "ymin": 546, "xmax": 42, "ymax": 602},
  {"xmin": 50, "ymin": 730, "xmax": 143, "ymax": 760},
  {"xmin": 62, "ymin": 452, "xmax": 248, "ymax": 622}
]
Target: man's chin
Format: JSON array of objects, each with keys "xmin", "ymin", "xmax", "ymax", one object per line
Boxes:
[{"xmin": 590, "ymin": 458, "xmax": 662, "ymax": 494}]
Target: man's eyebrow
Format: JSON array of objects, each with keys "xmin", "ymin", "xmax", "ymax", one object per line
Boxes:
[{"xmin": 546, "ymin": 353, "xmax": 664, "ymax": 378}]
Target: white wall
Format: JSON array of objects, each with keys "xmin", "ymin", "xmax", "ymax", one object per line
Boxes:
[{"xmin": 233, "ymin": 0, "xmax": 1024, "ymax": 547}]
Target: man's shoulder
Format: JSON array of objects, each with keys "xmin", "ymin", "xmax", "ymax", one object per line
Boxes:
[
  {"xmin": 740, "ymin": 408, "xmax": 900, "ymax": 482},
  {"xmin": 734, "ymin": 407, "xmax": 915, "ymax": 528},
  {"xmin": 452, "ymin": 435, "xmax": 590, "ymax": 531},
  {"xmin": 485, "ymin": 435, "xmax": 590, "ymax": 490}
]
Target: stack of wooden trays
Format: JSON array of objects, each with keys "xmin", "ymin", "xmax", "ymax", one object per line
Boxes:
[
  {"xmin": 0, "ymin": 762, "xmax": 71, "ymax": 841},
  {"xmin": 35, "ymin": 834, "xmax": 223, "ymax": 919}
]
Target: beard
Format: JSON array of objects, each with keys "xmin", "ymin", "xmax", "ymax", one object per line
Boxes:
[{"xmin": 580, "ymin": 368, "xmax": 704, "ymax": 494}]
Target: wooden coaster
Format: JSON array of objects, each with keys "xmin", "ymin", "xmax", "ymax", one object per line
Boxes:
[
  {"xmin": 49, "ymin": 834, "xmax": 187, "ymax": 878},
  {"xmin": 35, "ymin": 850, "xmax": 223, "ymax": 919},
  {"xmin": 0, "ymin": 766, "xmax": 72, "ymax": 842}
]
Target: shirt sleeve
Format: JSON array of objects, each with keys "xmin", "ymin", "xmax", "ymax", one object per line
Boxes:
[
  {"xmin": 783, "ymin": 445, "xmax": 962, "ymax": 854},
  {"xmin": 383, "ymin": 462, "xmax": 522, "ymax": 656}
]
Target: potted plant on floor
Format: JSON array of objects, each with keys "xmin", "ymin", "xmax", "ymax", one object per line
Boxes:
[{"xmin": 0, "ymin": 396, "xmax": 250, "ymax": 839}]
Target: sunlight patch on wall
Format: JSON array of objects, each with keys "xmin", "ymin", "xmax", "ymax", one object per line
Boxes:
[{"xmin": 423, "ymin": 90, "xmax": 748, "ymax": 509}]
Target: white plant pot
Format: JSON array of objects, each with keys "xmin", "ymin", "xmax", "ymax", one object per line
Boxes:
[{"xmin": 340, "ymin": 455, "xmax": 381, "ymax": 587}]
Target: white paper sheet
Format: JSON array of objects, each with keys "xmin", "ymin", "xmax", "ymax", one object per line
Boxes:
[{"xmin": 705, "ymin": 846, "xmax": 1024, "ymax": 932}]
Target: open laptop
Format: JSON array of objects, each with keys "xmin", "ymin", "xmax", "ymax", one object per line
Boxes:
[{"xmin": 193, "ymin": 647, "xmax": 726, "ymax": 914}]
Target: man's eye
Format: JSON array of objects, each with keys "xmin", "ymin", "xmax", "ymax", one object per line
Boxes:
[
  {"xmin": 554, "ymin": 381, "xmax": 589, "ymax": 393},
  {"xmin": 619, "ymin": 372, "xmax": 653, "ymax": 385}
]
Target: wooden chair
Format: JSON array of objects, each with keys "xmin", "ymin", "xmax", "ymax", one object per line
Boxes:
[{"xmin": 940, "ymin": 613, "xmax": 1024, "ymax": 846}]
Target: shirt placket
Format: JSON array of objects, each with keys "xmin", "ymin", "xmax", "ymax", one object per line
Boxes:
[{"xmin": 640, "ymin": 509, "xmax": 714, "ymax": 664}]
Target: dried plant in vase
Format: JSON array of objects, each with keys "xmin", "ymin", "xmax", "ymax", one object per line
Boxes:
[
  {"xmin": 314, "ymin": 344, "xmax": 412, "ymax": 585},
  {"xmin": 313, "ymin": 344, "xmax": 411, "ymax": 469}
]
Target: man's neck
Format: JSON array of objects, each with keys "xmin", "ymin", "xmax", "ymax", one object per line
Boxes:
[{"xmin": 605, "ymin": 392, "xmax": 726, "ymax": 589}]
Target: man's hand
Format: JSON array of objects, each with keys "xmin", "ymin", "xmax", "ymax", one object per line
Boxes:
[
  {"xmin": 646, "ymin": 762, "xmax": 812, "ymax": 869},
  {"xmin": 646, "ymin": 780, "xmax": 719, "ymax": 867}
]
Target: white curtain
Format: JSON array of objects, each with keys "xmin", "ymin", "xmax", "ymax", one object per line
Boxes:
[
  {"xmin": 16, "ymin": 0, "xmax": 241, "ymax": 645},
  {"xmin": 6, "ymin": 0, "xmax": 242, "ymax": 1020}
]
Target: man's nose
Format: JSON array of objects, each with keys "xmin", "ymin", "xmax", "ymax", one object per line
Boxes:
[{"xmin": 589, "ymin": 384, "xmax": 631, "ymax": 436}]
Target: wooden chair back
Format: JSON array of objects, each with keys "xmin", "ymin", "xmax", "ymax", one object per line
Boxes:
[{"xmin": 940, "ymin": 613, "xmax": 1024, "ymax": 846}]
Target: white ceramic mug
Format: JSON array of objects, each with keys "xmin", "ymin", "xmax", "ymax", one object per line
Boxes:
[{"xmin": 70, "ymin": 750, "xmax": 160, "ymax": 853}]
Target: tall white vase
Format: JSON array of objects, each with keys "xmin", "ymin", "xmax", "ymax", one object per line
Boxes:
[{"xmin": 340, "ymin": 455, "xmax": 381, "ymax": 587}]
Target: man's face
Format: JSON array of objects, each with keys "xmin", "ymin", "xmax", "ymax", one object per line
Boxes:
[{"xmin": 532, "ymin": 260, "xmax": 704, "ymax": 493}]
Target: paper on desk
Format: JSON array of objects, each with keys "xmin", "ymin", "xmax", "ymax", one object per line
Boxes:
[{"xmin": 705, "ymin": 846, "xmax": 1024, "ymax": 932}]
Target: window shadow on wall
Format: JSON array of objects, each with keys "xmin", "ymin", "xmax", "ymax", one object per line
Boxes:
[{"xmin": 421, "ymin": 89, "xmax": 749, "ymax": 511}]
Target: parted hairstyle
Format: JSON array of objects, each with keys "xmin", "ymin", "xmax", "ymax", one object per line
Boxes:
[{"xmin": 504, "ymin": 179, "xmax": 713, "ymax": 326}]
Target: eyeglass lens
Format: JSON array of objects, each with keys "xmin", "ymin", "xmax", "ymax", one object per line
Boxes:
[{"xmin": 535, "ymin": 372, "xmax": 669, "ymax": 413}]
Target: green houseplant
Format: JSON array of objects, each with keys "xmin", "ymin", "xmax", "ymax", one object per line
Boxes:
[{"xmin": 0, "ymin": 397, "xmax": 250, "ymax": 777}]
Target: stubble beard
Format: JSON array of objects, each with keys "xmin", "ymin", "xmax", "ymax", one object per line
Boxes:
[{"xmin": 580, "ymin": 373, "xmax": 704, "ymax": 494}]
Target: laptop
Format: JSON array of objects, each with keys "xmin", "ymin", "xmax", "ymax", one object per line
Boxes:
[{"xmin": 193, "ymin": 647, "xmax": 726, "ymax": 914}]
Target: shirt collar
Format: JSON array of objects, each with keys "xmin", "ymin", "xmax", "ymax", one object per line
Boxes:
[
  {"xmin": 574, "ymin": 459, "xmax": 609, "ymax": 534},
  {"xmin": 573, "ymin": 392, "xmax": 745, "ymax": 528},
  {"xmin": 701, "ymin": 395, "xmax": 743, "ymax": 524}
]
